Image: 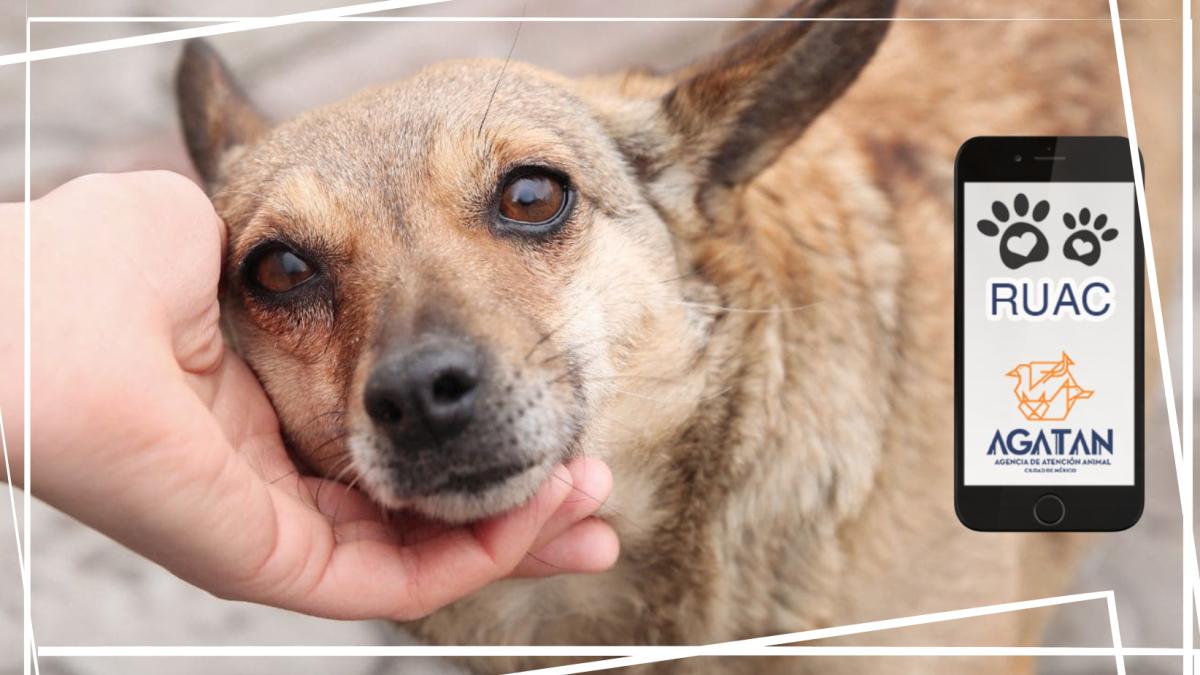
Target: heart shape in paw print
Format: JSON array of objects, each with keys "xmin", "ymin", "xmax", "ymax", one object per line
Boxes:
[
  {"xmin": 1070, "ymin": 237, "xmax": 1096, "ymax": 259},
  {"xmin": 1005, "ymin": 231, "xmax": 1039, "ymax": 258}
]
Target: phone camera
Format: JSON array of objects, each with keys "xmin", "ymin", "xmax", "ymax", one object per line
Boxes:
[{"xmin": 1014, "ymin": 154, "xmax": 1023, "ymax": 163}]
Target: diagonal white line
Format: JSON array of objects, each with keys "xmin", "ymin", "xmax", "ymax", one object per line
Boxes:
[
  {"xmin": 0, "ymin": 411, "xmax": 23, "ymax": 603},
  {"xmin": 599, "ymin": 647, "xmax": 1190, "ymax": 656},
  {"xmin": 503, "ymin": 592, "xmax": 1114, "ymax": 674},
  {"xmin": 24, "ymin": 16, "xmax": 1181, "ymax": 23},
  {"xmin": 34, "ymin": 593, "xmax": 1112, "ymax": 661},
  {"xmin": 0, "ymin": 0, "xmax": 451, "ymax": 66},
  {"xmin": 1, "ymin": 407, "xmax": 39, "ymax": 675},
  {"xmin": 28, "ymin": 646, "xmax": 1199, "ymax": 658},
  {"xmin": 1109, "ymin": 0, "xmax": 1183, "ymax": 502},
  {"xmin": 1106, "ymin": 591, "xmax": 1126, "ymax": 675},
  {"xmin": 1107, "ymin": 0, "xmax": 1200, "ymax": 633}
]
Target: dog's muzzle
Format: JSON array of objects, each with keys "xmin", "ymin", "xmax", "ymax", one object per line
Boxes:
[{"xmin": 364, "ymin": 338, "xmax": 482, "ymax": 446}]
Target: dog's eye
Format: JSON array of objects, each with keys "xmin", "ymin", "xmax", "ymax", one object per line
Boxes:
[
  {"xmin": 497, "ymin": 170, "xmax": 570, "ymax": 232},
  {"xmin": 251, "ymin": 247, "xmax": 316, "ymax": 293}
]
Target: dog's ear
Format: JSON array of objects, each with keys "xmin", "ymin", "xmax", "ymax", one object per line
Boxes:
[
  {"xmin": 175, "ymin": 39, "xmax": 267, "ymax": 187},
  {"xmin": 659, "ymin": 0, "xmax": 895, "ymax": 189}
]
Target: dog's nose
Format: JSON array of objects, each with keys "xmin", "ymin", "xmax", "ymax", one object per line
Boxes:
[{"xmin": 364, "ymin": 341, "xmax": 481, "ymax": 445}]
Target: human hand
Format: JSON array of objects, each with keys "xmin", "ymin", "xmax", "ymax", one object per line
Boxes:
[{"xmin": 19, "ymin": 171, "xmax": 617, "ymax": 621}]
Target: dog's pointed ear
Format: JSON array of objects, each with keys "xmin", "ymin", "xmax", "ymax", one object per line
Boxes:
[
  {"xmin": 175, "ymin": 39, "xmax": 267, "ymax": 187},
  {"xmin": 660, "ymin": 0, "xmax": 895, "ymax": 189}
]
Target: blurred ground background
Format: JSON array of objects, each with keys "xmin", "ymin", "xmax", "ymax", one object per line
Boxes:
[{"xmin": 0, "ymin": 1, "xmax": 1195, "ymax": 674}]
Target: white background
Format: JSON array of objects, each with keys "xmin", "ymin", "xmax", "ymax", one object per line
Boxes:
[{"xmin": 963, "ymin": 181, "xmax": 1136, "ymax": 486}]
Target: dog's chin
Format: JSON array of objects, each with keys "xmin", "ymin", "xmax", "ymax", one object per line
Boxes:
[
  {"xmin": 409, "ymin": 458, "xmax": 560, "ymax": 523},
  {"xmin": 360, "ymin": 456, "xmax": 562, "ymax": 524}
]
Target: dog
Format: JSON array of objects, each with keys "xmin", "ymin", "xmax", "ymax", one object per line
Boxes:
[{"xmin": 174, "ymin": 0, "xmax": 1178, "ymax": 672}]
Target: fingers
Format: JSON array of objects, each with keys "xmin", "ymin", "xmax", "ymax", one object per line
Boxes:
[
  {"xmin": 76, "ymin": 172, "xmax": 227, "ymax": 375},
  {"xmin": 511, "ymin": 517, "xmax": 620, "ymax": 578},
  {"xmin": 505, "ymin": 456, "xmax": 618, "ymax": 578},
  {"xmin": 304, "ymin": 463, "xmax": 575, "ymax": 621},
  {"xmin": 200, "ymin": 351, "xmax": 297, "ymax": 483},
  {"xmin": 527, "ymin": 456, "xmax": 613, "ymax": 553},
  {"xmin": 261, "ymin": 459, "xmax": 620, "ymax": 622}
]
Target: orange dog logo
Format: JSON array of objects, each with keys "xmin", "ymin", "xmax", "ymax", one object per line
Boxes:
[{"xmin": 1007, "ymin": 352, "xmax": 1093, "ymax": 422}]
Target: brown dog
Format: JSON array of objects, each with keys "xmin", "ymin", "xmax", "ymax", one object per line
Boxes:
[{"xmin": 175, "ymin": 1, "xmax": 1177, "ymax": 673}]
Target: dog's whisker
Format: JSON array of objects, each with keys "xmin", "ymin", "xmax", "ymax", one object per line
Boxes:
[
  {"xmin": 308, "ymin": 428, "xmax": 350, "ymax": 454},
  {"xmin": 646, "ymin": 246, "xmax": 739, "ymax": 287},
  {"xmin": 663, "ymin": 300, "xmax": 823, "ymax": 315},
  {"xmin": 477, "ymin": 2, "xmax": 526, "ymax": 136},
  {"xmin": 535, "ymin": 347, "xmax": 571, "ymax": 368},
  {"xmin": 285, "ymin": 408, "xmax": 347, "ymax": 441},
  {"xmin": 609, "ymin": 385, "xmax": 732, "ymax": 405},
  {"xmin": 266, "ymin": 411, "xmax": 349, "ymax": 490},
  {"xmin": 526, "ymin": 271, "xmax": 659, "ymax": 365},
  {"xmin": 265, "ymin": 469, "xmax": 314, "ymax": 513},
  {"xmin": 267, "ymin": 468, "xmax": 300, "ymax": 485},
  {"xmin": 330, "ymin": 473, "xmax": 364, "ymax": 527},
  {"xmin": 523, "ymin": 550, "xmax": 569, "ymax": 573},
  {"xmin": 548, "ymin": 470, "xmax": 650, "ymax": 536},
  {"xmin": 534, "ymin": 331, "xmax": 623, "ymax": 372},
  {"xmin": 587, "ymin": 373, "xmax": 690, "ymax": 384},
  {"xmin": 524, "ymin": 284, "xmax": 616, "ymax": 364},
  {"xmin": 327, "ymin": 455, "xmax": 357, "ymax": 483},
  {"xmin": 207, "ymin": 188, "xmax": 275, "ymax": 204},
  {"xmin": 314, "ymin": 456, "xmax": 356, "ymax": 512},
  {"xmin": 525, "ymin": 313, "xmax": 574, "ymax": 362}
]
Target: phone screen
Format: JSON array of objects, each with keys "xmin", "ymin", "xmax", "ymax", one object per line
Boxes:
[{"xmin": 961, "ymin": 181, "xmax": 1136, "ymax": 486}]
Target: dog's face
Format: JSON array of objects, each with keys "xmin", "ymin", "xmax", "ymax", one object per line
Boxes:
[
  {"xmin": 185, "ymin": 57, "xmax": 698, "ymax": 520},
  {"xmin": 176, "ymin": 0, "xmax": 893, "ymax": 522}
]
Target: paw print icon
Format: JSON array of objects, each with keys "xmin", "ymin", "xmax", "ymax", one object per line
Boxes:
[
  {"xmin": 1062, "ymin": 208, "xmax": 1117, "ymax": 267},
  {"xmin": 976, "ymin": 193, "xmax": 1050, "ymax": 270}
]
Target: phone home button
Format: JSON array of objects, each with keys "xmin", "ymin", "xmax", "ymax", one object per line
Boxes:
[{"xmin": 1034, "ymin": 494, "xmax": 1065, "ymax": 526}]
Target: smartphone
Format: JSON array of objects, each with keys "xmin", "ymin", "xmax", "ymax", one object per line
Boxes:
[{"xmin": 955, "ymin": 136, "xmax": 1144, "ymax": 531}]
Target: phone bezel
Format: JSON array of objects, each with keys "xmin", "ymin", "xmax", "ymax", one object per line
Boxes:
[{"xmin": 954, "ymin": 136, "xmax": 1145, "ymax": 532}]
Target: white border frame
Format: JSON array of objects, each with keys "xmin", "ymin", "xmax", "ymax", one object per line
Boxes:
[{"xmin": 3, "ymin": 1, "xmax": 1193, "ymax": 673}]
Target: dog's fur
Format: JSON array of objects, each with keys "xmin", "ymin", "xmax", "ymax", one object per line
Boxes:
[{"xmin": 175, "ymin": 1, "xmax": 1179, "ymax": 673}]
